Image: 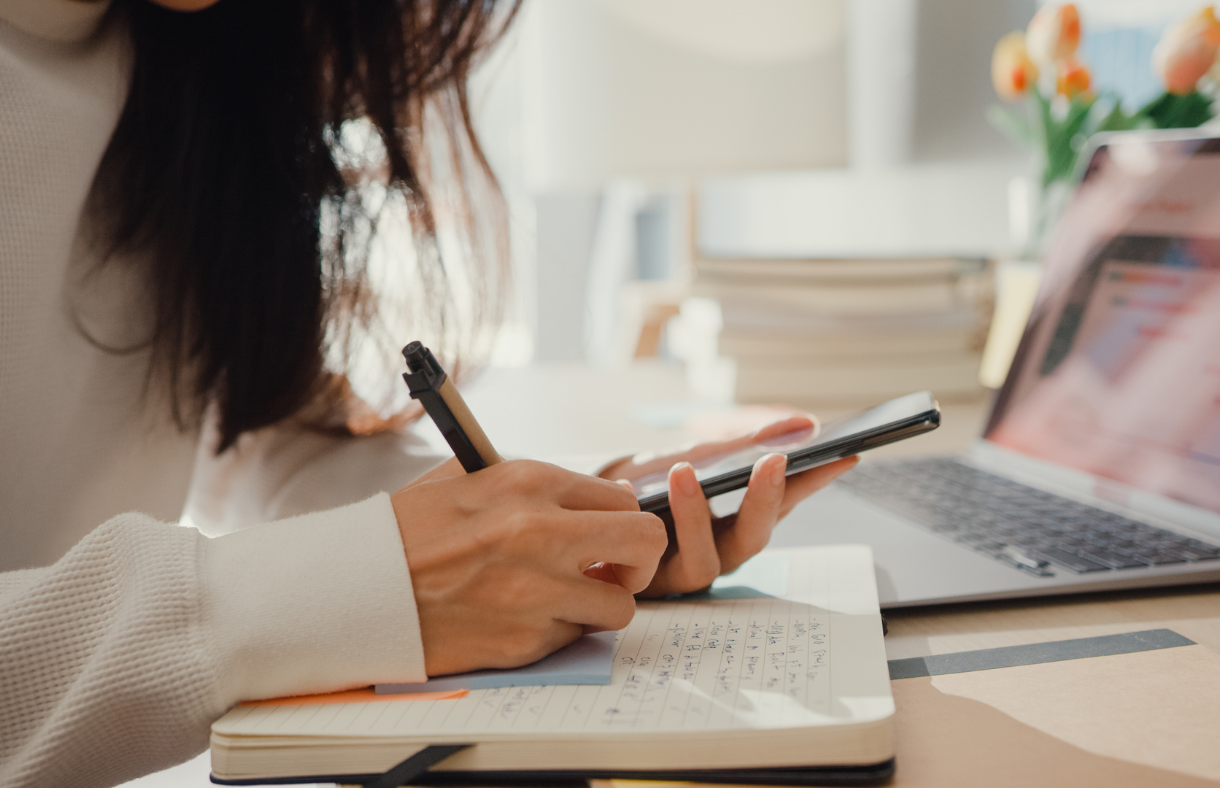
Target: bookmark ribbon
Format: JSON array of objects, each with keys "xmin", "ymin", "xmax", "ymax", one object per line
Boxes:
[{"xmin": 363, "ymin": 744, "xmax": 472, "ymax": 788}]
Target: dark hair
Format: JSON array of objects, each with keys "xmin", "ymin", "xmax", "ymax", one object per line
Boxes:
[{"xmin": 87, "ymin": 0, "xmax": 517, "ymax": 451}]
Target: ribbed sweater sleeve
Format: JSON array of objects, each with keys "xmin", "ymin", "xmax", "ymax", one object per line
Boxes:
[{"xmin": 0, "ymin": 493, "xmax": 426, "ymax": 788}]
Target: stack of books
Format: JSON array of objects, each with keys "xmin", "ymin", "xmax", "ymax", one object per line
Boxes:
[{"xmin": 675, "ymin": 257, "xmax": 992, "ymax": 406}]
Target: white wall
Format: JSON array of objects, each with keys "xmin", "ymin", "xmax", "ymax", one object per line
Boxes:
[
  {"xmin": 519, "ymin": 0, "xmax": 848, "ymax": 191},
  {"xmin": 469, "ymin": 0, "xmax": 1060, "ymax": 362}
]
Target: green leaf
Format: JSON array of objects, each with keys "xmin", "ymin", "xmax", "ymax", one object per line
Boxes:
[
  {"xmin": 986, "ymin": 104, "xmax": 1035, "ymax": 148},
  {"xmin": 1040, "ymin": 94, "xmax": 1097, "ymax": 187},
  {"xmin": 1093, "ymin": 102, "xmax": 1140, "ymax": 132},
  {"xmin": 1033, "ymin": 91, "xmax": 1053, "ymax": 151},
  {"xmin": 1059, "ymin": 95, "xmax": 1095, "ymax": 140},
  {"xmin": 1136, "ymin": 91, "xmax": 1173, "ymax": 121},
  {"xmin": 1136, "ymin": 91, "xmax": 1215, "ymax": 129}
]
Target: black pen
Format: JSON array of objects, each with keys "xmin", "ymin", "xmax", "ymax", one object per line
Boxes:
[{"xmin": 401, "ymin": 341, "xmax": 502, "ymax": 472}]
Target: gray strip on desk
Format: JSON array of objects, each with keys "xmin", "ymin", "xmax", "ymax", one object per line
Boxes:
[{"xmin": 887, "ymin": 628, "xmax": 1195, "ymax": 680}]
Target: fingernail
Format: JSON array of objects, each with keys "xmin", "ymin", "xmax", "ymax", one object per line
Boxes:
[
  {"xmin": 615, "ymin": 478, "xmax": 634, "ymax": 493},
  {"xmin": 674, "ymin": 462, "xmax": 698, "ymax": 496},
  {"xmin": 770, "ymin": 454, "xmax": 787, "ymax": 487}
]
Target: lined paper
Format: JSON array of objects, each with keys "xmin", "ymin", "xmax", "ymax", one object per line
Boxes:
[{"xmin": 214, "ymin": 546, "xmax": 887, "ymax": 740}]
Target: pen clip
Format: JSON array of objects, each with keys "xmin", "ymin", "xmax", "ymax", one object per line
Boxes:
[{"xmin": 401, "ymin": 340, "xmax": 446, "ymax": 395}]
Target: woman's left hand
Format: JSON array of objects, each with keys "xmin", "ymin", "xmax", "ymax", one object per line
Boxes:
[{"xmin": 598, "ymin": 415, "xmax": 858, "ymax": 597}]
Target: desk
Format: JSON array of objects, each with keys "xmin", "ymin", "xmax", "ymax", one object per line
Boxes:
[
  {"xmin": 131, "ymin": 362, "xmax": 1220, "ymax": 788},
  {"xmin": 465, "ymin": 363, "xmax": 1220, "ymax": 788},
  {"xmin": 883, "ymin": 588, "xmax": 1220, "ymax": 787}
]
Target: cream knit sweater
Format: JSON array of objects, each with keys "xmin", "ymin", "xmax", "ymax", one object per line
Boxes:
[{"xmin": 0, "ymin": 3, "xmax": 451, "ymax": 786}]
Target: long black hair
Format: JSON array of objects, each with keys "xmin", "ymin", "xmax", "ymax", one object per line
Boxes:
[{"xmin": 87, "ymin": 0, "xmax": 517, "ymax": 451}]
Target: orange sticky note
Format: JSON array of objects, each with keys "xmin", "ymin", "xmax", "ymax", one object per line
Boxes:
[{"xmin": 241, "ymin": 687, "xmax": 467, "ymax": 706}]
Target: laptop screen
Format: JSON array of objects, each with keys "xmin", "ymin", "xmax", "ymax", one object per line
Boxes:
[{"xmin": 984, "ymin": 135, "xmax": 1220, "ymax": 516}]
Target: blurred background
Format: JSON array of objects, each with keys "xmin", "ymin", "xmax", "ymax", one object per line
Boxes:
[
  {"xmin": 123, "ymin": 3, "xmax": 1220, "ymax": 784},
  {"xmin": 451, "ymin": 0, "xmax": 1219, "ymax": 416}
]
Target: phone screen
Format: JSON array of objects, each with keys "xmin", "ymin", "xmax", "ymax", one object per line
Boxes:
[{"xmin": 634, "ymin": 391, "xmax": 939, "ymax": 513}]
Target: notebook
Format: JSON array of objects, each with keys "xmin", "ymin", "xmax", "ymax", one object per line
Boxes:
[
  {"xmin": 209, "ymin": 545, "xmax": 895, "ymax": 785},
  {"xmin": 375, "ymin": 551, "xmax": 792, "ymax": 695}
]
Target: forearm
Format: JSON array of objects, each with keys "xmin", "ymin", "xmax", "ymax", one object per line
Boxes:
[{"xmin": 0, "ymin": 495, "xmax": 424, "ymax": 788}]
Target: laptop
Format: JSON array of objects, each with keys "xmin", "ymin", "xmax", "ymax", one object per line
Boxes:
[{"xmin": 771, "ymin": 130, "xmax": 1220, "ymax": 607}]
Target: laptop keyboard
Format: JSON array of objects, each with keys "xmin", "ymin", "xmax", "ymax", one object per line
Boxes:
[{"xmin": 837, "ymin": 458, "xmax": 1220, "ymax": 576}]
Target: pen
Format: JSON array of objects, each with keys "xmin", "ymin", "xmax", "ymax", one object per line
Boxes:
[{"xmin": 401, "ymin": 341, "xmax": 502, "ymax": 472}]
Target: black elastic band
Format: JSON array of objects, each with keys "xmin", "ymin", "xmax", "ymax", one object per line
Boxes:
[{"xmin": 363, "ymin": 744, "xmax": 473, "ymax": 788}]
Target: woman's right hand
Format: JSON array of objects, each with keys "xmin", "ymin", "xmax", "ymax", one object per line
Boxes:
[{"xmin": 391, "ymin": 458, "xmax": 667, "ymax": 677}]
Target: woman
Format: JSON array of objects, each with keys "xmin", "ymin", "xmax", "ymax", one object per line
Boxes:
[{"xmin": 0, "ymin": 1, "xmax": 856, "ymax": 786}]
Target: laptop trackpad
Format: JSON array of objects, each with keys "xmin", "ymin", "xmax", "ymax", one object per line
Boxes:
[{"xmin": 768, "ymin": 484, "xmax": 1047, "ymax": 606}]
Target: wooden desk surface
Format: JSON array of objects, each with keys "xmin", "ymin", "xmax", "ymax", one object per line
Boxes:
[
  {"xmin": 469, "ymin": 363, "xmax": 1220, "ymax": 787},
  {"xmin": 885, "ymin": 587, "xmax": 1220, "ymax": 786}
]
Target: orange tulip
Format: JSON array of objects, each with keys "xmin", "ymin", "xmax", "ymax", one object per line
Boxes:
[
  {"xmin": 1056, "ymin": 57, "xmax": 1091, "ymax": 98},
  {"xmin": 992, "ymin": 32, "xmax": 1039, "ymax": 100},
  {"xmin": 1026, "ymin": 3, "xmax": 1082, "ymax": 65},
  {"xmin": 1153, "ymin": 6, "xmax": 1220, "ymax": 95}
]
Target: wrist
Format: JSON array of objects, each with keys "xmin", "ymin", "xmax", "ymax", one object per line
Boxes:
[{"xmin": 201, "ymin": 494, "xmax": 426, "ymax": 702}]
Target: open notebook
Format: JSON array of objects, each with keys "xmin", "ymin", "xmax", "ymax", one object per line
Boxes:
[{"xmin": 210, "ymin": 545, "xmax": 895, "ymax": 785}]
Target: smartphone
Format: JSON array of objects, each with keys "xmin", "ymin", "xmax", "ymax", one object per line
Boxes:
[{"xmin": 634, "ymin": 391, "xmax": 941, "ymax": 516}]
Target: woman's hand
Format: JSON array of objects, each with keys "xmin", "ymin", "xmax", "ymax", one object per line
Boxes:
[
  {"xmin": 600, "ymin": 415, "xmax": 858, "ymax": 597},
  {"xmin": 391, "ymin": 459, "xmax": 666, "ymax": 677}
]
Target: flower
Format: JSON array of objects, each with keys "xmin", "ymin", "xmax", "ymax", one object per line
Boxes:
[
  {"xmin": 1056, "ymin": 57, "xmax": 1091, "ymax": 98},
  {"xmin": 1026, "ymin": 4, "xmax": 1081, "ymax": 65},
  {"xmin": 992, "ymin": 32, "xmax": 1039, "ymax": 100},
  {"xmin": 1153, "ymin": 6, "xmax": 1220, "ymax": 95},
  {"xmin": 988, "ymin": 4, "xmax": 1218, "ymax": 257}
]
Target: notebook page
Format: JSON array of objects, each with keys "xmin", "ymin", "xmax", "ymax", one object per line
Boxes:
[{"xmin": 214, "ymin": 545, "xmax": 892, "ymax": 740}]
